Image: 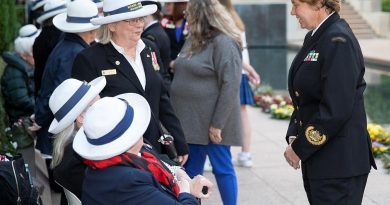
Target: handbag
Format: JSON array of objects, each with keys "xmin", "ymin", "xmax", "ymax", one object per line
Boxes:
[{"xmin": 0, "ymin": 154, "xmax": 41, "ymax": 205}]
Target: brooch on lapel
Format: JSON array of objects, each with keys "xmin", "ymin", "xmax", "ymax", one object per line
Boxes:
[
  {"xmin": 305, "ymin": 126, "xmax": 327, "ymax": 145},
  {"xmin": 150, "ymin": 51, "xmax": 160, "ymax": 71},
  {"xmin": 304, "ymin": 50, "xmax": 319, "ymax": 62}
]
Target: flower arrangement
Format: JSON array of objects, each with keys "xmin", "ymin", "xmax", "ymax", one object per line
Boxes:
[
  {"xmin": 270, "ymin": 102, "xmax": 294, "ymax": 120},
  {"xmin": 368, "ymin": 123, "xmax": 390, "ymax": 172}
]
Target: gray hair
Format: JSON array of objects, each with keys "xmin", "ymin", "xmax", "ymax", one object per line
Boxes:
[
  {"xmin": 14, "ymin": 37, "xmax": 35, "ymax": 56},
  {"xmin": 96, "ymin": 24, "xmax": 112, "ymax": 44},
  {"xmin": 51, "ymin": 123, "xmax": 76, "ymax": 169}
]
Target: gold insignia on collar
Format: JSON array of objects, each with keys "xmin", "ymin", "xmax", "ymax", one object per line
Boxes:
[{"xmin": 305, "ymin": 126, "xmax": 327, "ymax": 145}]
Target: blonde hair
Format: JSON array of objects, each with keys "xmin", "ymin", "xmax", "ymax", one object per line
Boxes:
[
  {"xmin": 186, "ymin": 0, "xmax": 242, "ymax": 51},
  {"xmin": 218, "ymin": 0, "xmax": 245, "ymax": 31},
  {"xmin": 96, "ymin": 24, "xmax": 113, "ymax": 44},
  {"xmin": 51, "ymin": 123, "xmax": 76, "ymax": 169}
]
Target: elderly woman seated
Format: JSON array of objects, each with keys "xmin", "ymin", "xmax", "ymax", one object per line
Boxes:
[{"xmin": 73, "ymin": 93, "xmax": 213, "ymax": 205}]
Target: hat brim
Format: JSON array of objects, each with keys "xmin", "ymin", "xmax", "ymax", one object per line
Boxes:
[
  {"xmin": 48, "ymin": 76, "xmax": 106, "ymax": 135},
  {"xmin": 90, "ymin": 5, "xmax": 157, "ymax": 25},
  {"xmin": 73, "ymin": 93, "xmax": 151, "ymax": 160},
  {"xmin": 53, "ymin": 13, "xmax": 100, "ymax": 33},
  {"xmin": 37, "ymin": 8, "xmax": 67, "ymax": 24},
  {"xmin": 32, "ymin": 0, "xmax": 47, "ymax": 11}
]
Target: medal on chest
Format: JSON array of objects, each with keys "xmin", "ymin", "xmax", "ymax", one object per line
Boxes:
[{"xmin": 304, "ymin": 50, "xmax": 319, "ymax": 62}]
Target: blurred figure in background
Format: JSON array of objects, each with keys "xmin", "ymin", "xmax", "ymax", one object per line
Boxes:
[
  {"xmin": 218, "ymin": 0, "xmax": 260, "ymax": 168},
  {"xmin": 1, "ymin": 24, "xmax": 39, "ymax": 176},
  {"xmin": 170, "ymin": 0, "xmax": 242, "ymax": 204},
  {"xmin": 33, "ymin": 0, "xmax": 66, "ymax": 98},
  {"xmin": 142, "ymin": 0, "xmax": 172, "ymax": 88},
  {"xmin": 160, "ymin": 0, "xmax": 188, "ymax": 80}
]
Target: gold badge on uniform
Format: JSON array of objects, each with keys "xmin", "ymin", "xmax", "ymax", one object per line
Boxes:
[
  {"xmin": 305, "ymin": 126, "xmax": 327, "ymax": 145},
  {"xmin": 304, "ymin": 50, "xmax": 319, "ymax": 62},
  {"xmin": 101, "ymin": 69, "xmax": 117, "ymax": 76},
  {"xmin": 151, "ymin": 51, "xmax": 160, "ymax": 71}
]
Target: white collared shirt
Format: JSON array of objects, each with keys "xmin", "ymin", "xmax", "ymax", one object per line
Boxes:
[
  {"xmin": 312, "ymin": 12, "xmax": 335, "ymax": 36},
  {"xmin": 111, "ymin": 39, "xmax": 146, "ymax": 90}
]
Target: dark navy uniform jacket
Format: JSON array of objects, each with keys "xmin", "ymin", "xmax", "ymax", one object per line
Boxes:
[
  {"xmin": 287, "ymin": 13, "xmax": 376, "ymax": 179},
  {"xmin": 142, "ymin": 22, "xmax": 172, "ymax": 86},
  {"xmin": 82, "ymin": 166, "xmax": 199, "ymax": 205},
  {"xmin": 71, "ymin": 39, "xmax": 189, "ymax": 156}
]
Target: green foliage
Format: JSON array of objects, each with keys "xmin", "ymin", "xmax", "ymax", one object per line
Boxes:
[
  {"xmin": 0, "ymin": 0, "xmax": 19, "ymax": 52},
  {"xmin": 383, "ymin": 0, "xmax": 390, "ymax": 12},
  {"xmin": 365, "ymin": 75, "xmax": 390, "ymax": 124}
]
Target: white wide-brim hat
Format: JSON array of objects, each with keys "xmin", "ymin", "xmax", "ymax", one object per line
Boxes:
[
  {"xmin": 36, "ymin": 0, "xmax": 67, "ymax": 24},
  {"xmin": 18, "ymin": 24, "xmax": 40, "ymax": 38},
  {"xmin": 53, "ymin": 0, "xmax": 100, "ymax": 33},
  {"xmin": 32, "ymin": 0, "xmax": 48, "ymax": 11},
  {"xmin": 73, "ymin": 93, "xmax": 151, "ymax": 160},
  {"xmin": 48, "ymin": 76, "xmax": 106, "ymax": 135},
  {"xmin": 90, "ymin": 0, "xmax": 157, "ymax": 25}
]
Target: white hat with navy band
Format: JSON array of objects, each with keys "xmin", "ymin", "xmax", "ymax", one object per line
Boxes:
[
  {"xmin": 18, "ymin": 24, "xmax": 40, "ymax": 38},
  {"xmin": 36, "ymin": 0, "xmax": 67, "ymax": 24},
  {"xmin": 90, "ymin": 0, "xmax": 157, "ymax": 25},
  {"xmin": 53, "ymin": 0, "xmax": 100, "ymax": 33},
  {"xmin": 32, "ymin": 0, "xmax": 48, "ymax": 11},
  {"xmin": 73, "ymin": 93, "xmax": 151, "ymax": 160},
  {"xmin": 48, "ymin": 76, "xmax": 106, "ymax": 135}
]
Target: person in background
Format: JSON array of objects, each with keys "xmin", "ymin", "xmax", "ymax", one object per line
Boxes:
[
  {"xmin": 32, "ymin": 0, "xmax": 66, "ymax": 98},
  {"xmin": 1, "ymin": 25, "xmax": 39, "ymax": 125},
  {"xmin": 284, "ymin": 0, "xmax": 377, "ymax": 204},
  {"xmin": 71, "ymin": 0, "xmax": 189, "ymax": 165},
  {"xmin": 160, "ymin": 0, "xmax": 188, "ymax": 80},
  {"xmin": 49, "ymin": 77, "xmax": 106, "ymax": 204},
  {"xmin": 141, "ymin": 0, "xmax": 172, "ymax": 87},
  {"xmin": 73, "ymin": 94, "xmax": 213, "ymax": 205},
  {"xmin": 30, "ymin": 0, "xmax": 100, "ymax": 155},
  {"xmin": 218, "ymin": 0, "xmax": 260, "ymax": 168},
  {"xmin": 170, "ymin": 0, "xmax": 242, "ymax": 204},
  {"xmin": 1, "ymin": 24, "xmax": 40, "ymax": 177}
]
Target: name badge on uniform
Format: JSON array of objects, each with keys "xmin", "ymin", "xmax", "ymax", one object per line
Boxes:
[
  {"xmin": 304, "ymin": 50, "xmax": 319, "ymax": 62},
  {"xmin": 101, "ymin": 69, "xmax": 117, "ymax": 76}
]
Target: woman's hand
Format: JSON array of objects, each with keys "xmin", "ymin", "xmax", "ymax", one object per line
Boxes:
[
  {"xmin": 177, "ymin": 154, "xmax": 188, "ymax": 166},
  {"xmin": 243, "ymin": 62, "xmax": 260, "ymax": 85},
  {"xmin": 209, "ymin": 126, "xmax": 222, "ymax": 144},
  {"xmin": 190, "ymin": 175, "xmax": 213, "ymax": 199}
]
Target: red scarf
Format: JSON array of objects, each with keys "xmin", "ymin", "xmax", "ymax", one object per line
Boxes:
[{"xmin": 84, "ymin": 151, "xmax": 180, "ymax": 197}]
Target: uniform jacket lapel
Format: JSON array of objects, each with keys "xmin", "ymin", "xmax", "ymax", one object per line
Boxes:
[
  {"xmin": 288, "ymin": 13, "xmax": 341, "ymax": 89},
  {"xmin": 141, "ymin": 46, "xmax": 155, "ymax": 95},
  {"xmin": 103, "ymin": 43, "xmax": 145, "ymax": 94}
]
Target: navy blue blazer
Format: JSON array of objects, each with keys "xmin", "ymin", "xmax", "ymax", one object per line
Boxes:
[
  {"xmin": 34, "ymin": 33, "xmax": 89, "ymax": 154},
  {"xmin": 82, "ymin": 166, "xmax": 199, "ymax": 205},
  {"xmin": 287, "ymin": 13, "xmax": 376, "ymax": 179},
  {"xmin": 71, "ymin": 40, "xmax": 188, "ymax": 156}
]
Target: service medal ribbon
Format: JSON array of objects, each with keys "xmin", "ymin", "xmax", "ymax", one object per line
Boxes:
[{"xmin": 151, "ymin": 52, "xmax": 160, "ymax": 71}]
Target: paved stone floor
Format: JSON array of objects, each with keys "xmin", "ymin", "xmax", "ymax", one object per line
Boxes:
[{"xmin": 202, "ymin": 106, "xmax": 390, "ymax": 205}]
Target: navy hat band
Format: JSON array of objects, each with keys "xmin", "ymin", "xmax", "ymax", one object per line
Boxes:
[
  {"xmin": 87, "ymin": 103, "xmax": 134, "ymax": 146},
  {"xmin": 54, "ymin": 83, "xmax": 91, "ymax": 122},
  {"xmin": 66, "ymin": 15, "xmax": 99, "ymax": 23},
  {"xmin": 104, "ymin": 2, "xmax": 142, "ymax": 17},
  {"xmin": 23, "ymin": 30, "xmax": 38, "ymax": 37}
]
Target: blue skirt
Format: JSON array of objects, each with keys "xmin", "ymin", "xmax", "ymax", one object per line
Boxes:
[{"xmin": 240, "ymin": 74, "xmax": 255, "ymax": 105}]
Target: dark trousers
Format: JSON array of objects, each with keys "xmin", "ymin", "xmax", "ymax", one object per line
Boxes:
[{"xmin": 303, "ymin": 173, "xmax": 368, "ymax": 205}]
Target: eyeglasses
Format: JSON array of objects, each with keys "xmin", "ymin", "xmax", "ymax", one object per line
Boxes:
[{"xmin": 123, "ymin": 17, "xmax": 146, "ymax": 24}]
